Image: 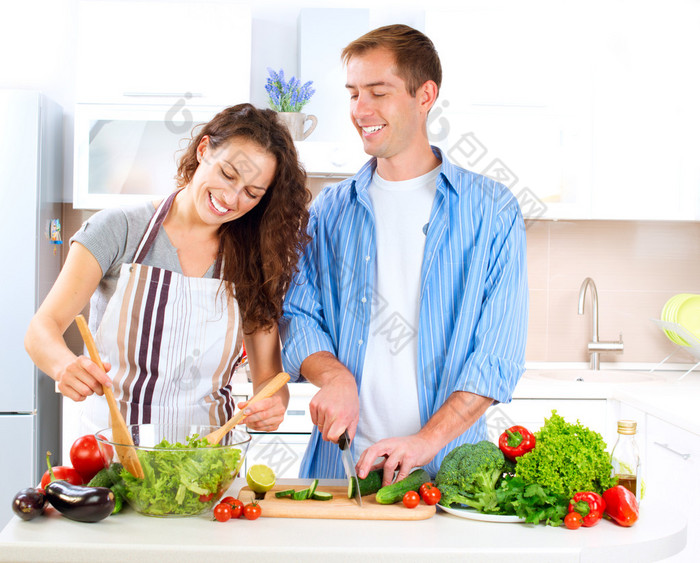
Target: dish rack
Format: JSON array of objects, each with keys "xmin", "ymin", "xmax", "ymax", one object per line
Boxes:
[{"xmin": 651, "ymin": 319, "xmax": 700, "ymax": 380}]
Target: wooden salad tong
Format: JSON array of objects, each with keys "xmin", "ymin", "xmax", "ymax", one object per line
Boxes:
[{"xmin": 75, "ymin": 315, "xmax": 144, "ymax": 479}]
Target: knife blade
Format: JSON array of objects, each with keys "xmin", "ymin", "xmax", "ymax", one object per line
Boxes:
[{"xmin": 338, "ymin": 430, "xmax": 363, "ymax": 507}]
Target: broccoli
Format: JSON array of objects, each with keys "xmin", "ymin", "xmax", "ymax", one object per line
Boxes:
[{"xmin": 435, "ymin": 440, "xmax": 506, "ymax": 513}]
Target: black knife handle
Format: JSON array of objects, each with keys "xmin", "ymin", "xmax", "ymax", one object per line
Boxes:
[{"xmin": 338, "ymin": 430, "xmax": 350, "ymax": 450}]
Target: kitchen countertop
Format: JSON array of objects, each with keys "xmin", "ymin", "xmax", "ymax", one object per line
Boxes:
[{"xmin": 0, "ymin": 479, "xmax": 686, "ymax": 563}]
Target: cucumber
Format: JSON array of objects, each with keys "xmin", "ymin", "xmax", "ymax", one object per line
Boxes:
[
  {"xmin": 87, "ymin": 467, "xmax": 114, "ymax": 488},
  {"xmin": 308, "ymin": 479, "xmax": 319, "ymax": 497},
  {"xmin": 274, "ymin": 489, "xmax": 296, "ymax": 499},
  {"xmin": 292, "ymin": 488, "xmax": 311, "ymax": 500},
  {"xmin": 348, "ymin": 469, "xmax": 384, "ymax": 499},
  {"xmin": 375, "ymin": 469, "xmax": 431, "ymax": 505},
  {"xmin": 311, "ymin": 491, "xmax": 333, "ymax": 501}
]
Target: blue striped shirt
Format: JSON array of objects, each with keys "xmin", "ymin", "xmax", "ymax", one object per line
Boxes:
[{"xmin": 280, "ymin": 147, "xmax": 528, "ymax": 478}]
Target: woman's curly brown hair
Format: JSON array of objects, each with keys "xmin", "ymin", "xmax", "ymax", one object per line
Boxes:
[{"xmin": 176, "ymin": 103, "xmax": 311, "ymax": 333}]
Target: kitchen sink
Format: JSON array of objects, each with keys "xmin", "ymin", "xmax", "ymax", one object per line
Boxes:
[{"xmin": 524, "ymin": 369, "xmax": 666, "ymax": 384}]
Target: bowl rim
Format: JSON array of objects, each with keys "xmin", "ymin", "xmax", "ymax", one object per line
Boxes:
[{"xmin": 94, "ymin": 423, "xmax": 252, "ymax": 452}]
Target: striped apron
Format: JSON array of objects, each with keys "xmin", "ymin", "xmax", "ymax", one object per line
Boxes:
[{"xmin": 79, "ymin": 191, "xmax": 244, "ymax": 434}]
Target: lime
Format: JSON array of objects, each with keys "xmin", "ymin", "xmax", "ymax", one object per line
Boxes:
[{"xmin": 246, "ymin": 464, "xmax": 276, "ymax": 493}]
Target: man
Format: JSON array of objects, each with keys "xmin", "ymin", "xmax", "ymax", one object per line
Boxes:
[{"xmin": 280, "ymin": 24, "xmax": 528, "ymax": 485}]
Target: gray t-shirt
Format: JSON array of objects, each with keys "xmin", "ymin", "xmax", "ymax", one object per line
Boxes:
[{"xmin": 71, "ymin": 201, "xmax": 216, "ymax": 333}]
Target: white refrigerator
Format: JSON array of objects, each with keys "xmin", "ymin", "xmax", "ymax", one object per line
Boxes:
[{"xmin": 0, "ymin": 90, "xmax": 63, "ymax": 528}]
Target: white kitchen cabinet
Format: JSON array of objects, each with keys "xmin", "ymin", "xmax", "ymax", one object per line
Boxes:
[
  {"xmin": 485, "ymin": 398, "xmax": 608, "ymax": 443},
  {"xmin": 75, "ymin": 1, "xmax": 251, "ymax": 107},
  {"xmin": 644, "ymin": 415, "xmax": 700, "ymax": 561},
  {"xmin": 72, "ymin": 103, "xmax": 221, "ymax": 208},
  {"xmin": 425, "ymin": 2, "xmax": 700, "ymax": 221}
]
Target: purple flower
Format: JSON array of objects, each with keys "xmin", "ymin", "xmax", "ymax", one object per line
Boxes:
[{"xmin": 265, "ymin": 68, "xmax": 315, "ymax": 112}]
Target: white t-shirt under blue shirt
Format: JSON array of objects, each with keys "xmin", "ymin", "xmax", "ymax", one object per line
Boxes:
[{"xmin": 354, "ymin": 165, "xmax": 440, "ymax": 458}]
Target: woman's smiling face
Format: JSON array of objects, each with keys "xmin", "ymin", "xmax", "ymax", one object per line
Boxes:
[{"xmin": 190, "ymin": 136, "xmax": 276, "ymax": 225}]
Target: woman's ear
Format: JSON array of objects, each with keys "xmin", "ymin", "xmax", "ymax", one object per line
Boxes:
[{"xmin": 196, "ymin": 135, "xmax": 211, "ymax": 164}]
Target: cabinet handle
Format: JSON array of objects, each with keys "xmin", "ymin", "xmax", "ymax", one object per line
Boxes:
[
  {"xmin": 653, "ymin": 441, "xmax": 691, "ymax": 460},
  {"xmin": 123, "ymin": 92, "xmax": 204, "ymax": 98}
]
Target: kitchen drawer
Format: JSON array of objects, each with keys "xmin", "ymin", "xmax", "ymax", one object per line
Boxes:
[
  {"xmin": 485, "ymin": 399, "xmax": 607, "ymax": 442},
  {"xmin": 245, "ymin": 433, "xmax": 310, "ymax": 479}
]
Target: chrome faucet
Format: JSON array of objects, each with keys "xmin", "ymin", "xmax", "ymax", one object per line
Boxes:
[{"xmin": 577, "ymin": 277, "xmax": 624, "ymax": 370}]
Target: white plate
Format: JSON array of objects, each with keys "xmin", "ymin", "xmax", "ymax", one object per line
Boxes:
[{"xmin": 438, "ymin": 503, "xmax": 526, "ymax": 523}]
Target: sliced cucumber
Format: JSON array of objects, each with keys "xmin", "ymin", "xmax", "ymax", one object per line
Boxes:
[
  {"xmin": 375, "ymin": 469, "xmax": 430, "ymax": 505},
  {"xmin": 349, "ymin": 469, "xmax": 384, "ymax": 499},
  {"xmin": 311, "ymin": 491, "xmax": 333, "ymax": 501},
  {"xmin": 292, "ymin": 488, "xmax": 311, "ymax": 500},
  {"xmin": 274, "ymin": 489, "xmax": 296, "ymax": 499},
  {"xmin": 308, "ymin": 479, "xmax": 319, "ymax": 497}
]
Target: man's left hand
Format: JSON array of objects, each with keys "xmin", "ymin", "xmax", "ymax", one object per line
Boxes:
[{"xmin": 355, "ymin": 434, "xmax": 441, "ymax": 487}]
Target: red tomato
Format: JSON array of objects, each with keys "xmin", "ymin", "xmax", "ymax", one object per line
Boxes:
[
  {"xmin": 199, "ymin": 493, "xmax": 214, "ymax": 502},
  {"xmin": 222, "ymin": 497, "xmax": 244, "ymax": 519},
  {"xmin": 213, "ymin": 503, "xmax": 233, "ymax": 522},
  {"xmin": 243, "ymin": 502, "xmax": 261, "ymax": 520},
  {"xmin": 422, "ymin": 487, "xmax": 441, "ymax": 506},
  {"xmin": 419, "ymin": 482, "xmax": 435, "ymax": 498},
  {"xmin": 40, "ymin": 465, "xmax": 83, "ymax": 490},
  {"xmin": 403, "ymin": 491, "xmax": 420, "ymax": 509},
  {"xmin": 564, "ymin": 512, "xmax": 584, "ymax": 530},
  {"xmin": 69, "ymin": 434, "xmax": 112, "ymax": 482}
]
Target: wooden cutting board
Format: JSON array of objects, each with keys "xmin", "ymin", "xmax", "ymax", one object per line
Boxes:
[{"xmin": 238, "ymin": 484, "xmax": 436, "ymax": 520}]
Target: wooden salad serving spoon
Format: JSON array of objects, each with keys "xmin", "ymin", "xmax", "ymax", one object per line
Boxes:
[
  {"xmin": 204, "ymin": 372, "xmax": 291, "ymax": 445},
  {"xmin": 75, "ymin": 315, "xmax": 145, "ymax": 479}
]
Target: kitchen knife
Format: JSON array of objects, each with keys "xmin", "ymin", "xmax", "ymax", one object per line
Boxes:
[{"xmin": 338, "ymin": 430, "xmax": 363, "ymax": 507}]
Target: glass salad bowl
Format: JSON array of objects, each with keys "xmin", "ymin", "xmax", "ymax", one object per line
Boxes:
[{"xmin": 95, "ymin": 424, "xmax": 250, "ymax": 517}]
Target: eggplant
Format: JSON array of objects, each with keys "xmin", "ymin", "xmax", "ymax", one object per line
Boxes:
[
  {"xmin": 12, "ymin": 488, "xmax": 47, "ymax": 521},
  {"xmin": 44, "ymin": 480, "xmax": 115, "ymax": 523}
]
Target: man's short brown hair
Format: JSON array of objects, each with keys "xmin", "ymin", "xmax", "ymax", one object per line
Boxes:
[{"xmin": 341, "ymin": 24, "xmax": 442, "ymax": 97}]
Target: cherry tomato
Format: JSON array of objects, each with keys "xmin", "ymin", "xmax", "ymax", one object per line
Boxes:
[
  {"xmin": 419, "ymin": 482, "xmax": 435, "ymax": 498},
  {"xmin": 403, "ymin": 491, "xmax": 420, "ymax": 509},
  {"xmin": 564, "ymin": 511, "xmax": 584, "ymax": 530},
  {"xmin": 199, "ymin": 493, "xmax": 214, "ymax": 502},
  {"xmin": 213, "ymin": 502, "xmax": 233, "ymax": 522},
  {"xmin": 222, "ymin": 497, "xmax": 244, "ymax": 519},
  {"xmin": 69, "ymin": 434, "xmax": 112, "ymax": 483},
  {"xmin": 243, "ymin": 502, "xmax": 262, "ymax": 520},
  {"xmin": 422, "ymin": 486, "xmax": 441, "ymax": 506}
]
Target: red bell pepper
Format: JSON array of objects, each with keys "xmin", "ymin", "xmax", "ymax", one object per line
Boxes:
[
  {"xmin": 603, "ymin": 485, "xmax": 639, "ymax": 527},
  {"xmin": 568, "ymin": 491, "xmax": 606, "ymax": 527},
  {"xmin": 498, "ymin": 425, "xmax": 536, "ymax": 462}
]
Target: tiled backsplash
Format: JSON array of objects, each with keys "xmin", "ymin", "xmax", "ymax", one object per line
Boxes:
[{"xmin": 62, "ymin": 200, "xmax": 700, "ymax": 365}]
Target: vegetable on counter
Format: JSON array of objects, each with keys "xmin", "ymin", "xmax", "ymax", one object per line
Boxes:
[
  {"xmin": 44, "ymin": 452, "xmax": 115, "ymax": 523},
  {"xmin": 12, "ymin": 488, "xmax": 47, "ymax": 521},
  {"xmin": 375, "ymin": 468, "xmax": 431, "ymax": 505},
  {"xmin": 70, "ymin": 434, "xmax": 112, "ymax": 483},
  {"xmin": 402, "ymin": 491, "xmax": 420, "ymax": 509},
  {"xmin": 568, "ymin": 491, "xmax": 606, "ymax": 527},
  {"xmin": 513, "ymin": 411, "xmax": 616, "ymax": 499},
  {"xmin": 243, "ymin": 501, "xmax": 261, "ymax": 520},
  {"xmin": 564, "ymin": 511, "xmax": 584, "ymax": 530},
  {"xmin": 498, "ymin": 425, "xmax": 536, "ymax": 462},
  {"xmin": 87, "ymin": 465, "xmax": 124, "ymax": 515},
  {"xmin": 603, "ymin": 485, "xmax": 640, "ymax": 527},
  {"xmin": 434, "ymin": 441, "xmax": 505, "ymax": 513},
  {"xmin": 349, "ymin": 469, "xmax": 383, "ymax": 498},
  {"xmin": 39, "ymin": 463, "xmax": 83, "ymax": 490}
]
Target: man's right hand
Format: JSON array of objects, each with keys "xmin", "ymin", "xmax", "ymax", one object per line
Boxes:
[{"xmin": 301, "ymin": 352, "xmax": 359, "ymax": 443}]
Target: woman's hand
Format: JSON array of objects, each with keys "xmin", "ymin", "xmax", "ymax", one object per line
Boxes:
[
  {"xmin": 236, "ymin": 391, "xmax": 288, "ymax": 432},
  {"xmin": 56, "ymin": 356, "xmax": 112, "ymax": 402}
]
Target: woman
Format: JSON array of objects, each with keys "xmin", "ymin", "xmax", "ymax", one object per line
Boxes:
[{"xmin": 25, "ymin": 103, "xmax": 310, "ymax": 434}]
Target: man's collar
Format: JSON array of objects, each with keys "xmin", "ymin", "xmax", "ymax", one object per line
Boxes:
[{"xmin": 349, "ymin": 146, "xmax": 460, "ymax": 198}]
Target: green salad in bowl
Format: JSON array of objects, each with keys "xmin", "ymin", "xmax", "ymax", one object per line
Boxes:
[{"xmin": 96, "ymin": 424, "xmax": 250, "ymax": 517}]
